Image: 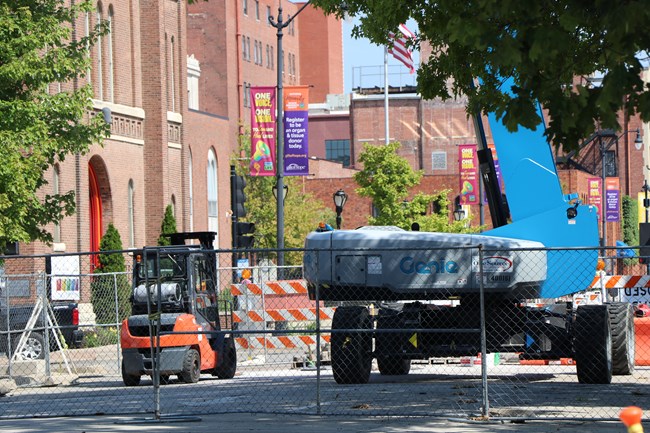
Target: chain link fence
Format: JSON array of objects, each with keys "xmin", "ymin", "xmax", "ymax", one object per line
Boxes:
[{"xmin": 0, "ymin": 245, "xmax": 648, "ymax": 420}]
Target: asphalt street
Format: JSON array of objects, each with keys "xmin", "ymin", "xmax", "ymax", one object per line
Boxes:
[{"xmin": 0, "ymin": 413, "xmax": 628, "ymax": 433}]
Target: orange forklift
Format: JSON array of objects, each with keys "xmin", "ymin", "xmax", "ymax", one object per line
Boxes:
[{"xmin": 120, "ymin": 232, "xmax": 236, "ymax": 385}]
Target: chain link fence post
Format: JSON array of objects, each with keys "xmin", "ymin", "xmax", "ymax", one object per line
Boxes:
[
  {"xmin": 477, "ymin": 244, "xmax": 489, "ymax": 418},
  {"xmin": 315, "ymin": 269, "xmax": 321, "ymax": 415}
]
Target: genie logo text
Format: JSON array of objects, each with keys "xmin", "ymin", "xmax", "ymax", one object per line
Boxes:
[{"xmin": 400, "ymin": 256, "xmax": 459, "ymax": 274}]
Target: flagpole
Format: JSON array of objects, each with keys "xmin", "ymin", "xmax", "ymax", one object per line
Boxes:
[{"xmin": 384, "ymin": 45, "xmax": 389, "ymax": 144}]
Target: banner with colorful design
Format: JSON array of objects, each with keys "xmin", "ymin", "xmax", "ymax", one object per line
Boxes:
[
  {"xmin": 50, "ymin": 255, "xmax": 80, "ymax": 301},
  {"xmin": 249, "ymin": 87, "xmax": 276, "ymax": 176},
  {"xmin": 458, "ymin": 144, "xmax": 479, "ymax": 205},
  {"xmin": 588, "ymin": 177, "xmax": 602, "ymax": 219},
  {"xmin": 283, "ymin": 86, "xmax": 309, "ymax": 176},
  {"xmin": 605, "ymin": 177, "xmax": 620, "ymax": 222}
]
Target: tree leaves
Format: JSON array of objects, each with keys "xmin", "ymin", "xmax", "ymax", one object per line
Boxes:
[
  {"xmin": 0, "ymin": 0, "xmax": 108, "ymax": 250},
  {"xmin": 311, "ymin": 0, "xmax": 650, "ymax": 151},
  {"xmin": 353, "ymin": 142, "xmax": 479, "ymax": 233}
]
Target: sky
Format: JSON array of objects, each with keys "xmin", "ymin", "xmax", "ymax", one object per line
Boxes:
[{"xmin": 342, "ymin": 18, "xmax": 420, "ymax": 94}]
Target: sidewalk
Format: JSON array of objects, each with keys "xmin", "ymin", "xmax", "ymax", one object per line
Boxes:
[{"xmin": 0, "ymin": 413, "xmax": 623, "ymax": 433}]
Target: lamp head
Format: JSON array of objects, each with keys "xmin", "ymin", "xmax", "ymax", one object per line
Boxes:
[
  {"xmin": 333, "ymin": 189, "xmax": 348, "ymax": 208},
  {"xmin": 635, "ymin": 128, "xmax": 643, "ymax": 150}
]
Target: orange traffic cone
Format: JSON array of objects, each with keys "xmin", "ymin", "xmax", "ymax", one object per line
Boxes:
[{"xmin": 620, "ymin": 406, "xmax": 644, "ymax": 433}]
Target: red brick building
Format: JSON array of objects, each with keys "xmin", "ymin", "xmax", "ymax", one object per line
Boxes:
[{"xmin": 23, "ymin": 0, "xmax": 649, "ymax": 266}]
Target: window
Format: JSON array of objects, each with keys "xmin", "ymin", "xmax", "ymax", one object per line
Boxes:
[
  {"xmin": 325, "ymin": 139, "xmax": 351, "ymax": 167},
  {"xmin": 265, "ymin": 44, "xmax": 270, "ymax": 68},
  {"xmin": 107, "ymin": 6, "xmax": 114, "ymax": 102},
  {"xmin": 128, "ymin": 180, "xmax": 135, "ymax": 248},
  {"xmin": 241, "ymin": 36, "xmax": 251, "ymax": 62},
  {"xmin": 96, "ymin": 4, "xmax": 103, "ymax": 100},
  {"xmin": 53, "ymin": 165, "xmax": 61, "ymax": 243},
  {"xmin": 85, "ymin": 12, "xmax": 91, "ymax": 85},
  {"xmin": 243, "ymin": 0, "xmax": 248, "ymax": 15},
  {"xmin": 170, "ymin": 36, "xmax": 176, "ymax": 111},
  {"xmin": 243, "ymin": 82, "xmax": 250, "ymax": 107},
  {"xmin": 207, "ymin": 150, "xmax": 218, "ymax": 233},
  {"xmin": 242, "ymin": 36, "xmax": 247, "ymax": 60},
  {"xmin": 187, "ymin": 55, "xmax": 200, "ymax": 110},
  {"xmin": 431, "ymin": 151, "xmax": 447, "ymax": 170},
  {"xmin": 266, "ymin": 6, "xmax": 271, "ymax": 25},
  {"xmin": 255, "ymin": 0, "xmax": 259, "ymax": 20}
]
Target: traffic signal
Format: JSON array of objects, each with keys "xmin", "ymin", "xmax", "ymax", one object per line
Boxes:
[
  {"xmin": 231, "ymin": 174, "xmax": 247, "ymax": 218},
  {"xmin": 235, "ymin": 222, "xmax": 256, "ymax": 248},
  {"xmin": 640, "ymin": 223, "xmax": 650, "ymax": 264}
]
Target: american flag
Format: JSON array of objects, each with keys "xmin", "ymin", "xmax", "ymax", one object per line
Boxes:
[{"xmin": 388, "ymin": 24, "xmax": 416, "ymax": 74}]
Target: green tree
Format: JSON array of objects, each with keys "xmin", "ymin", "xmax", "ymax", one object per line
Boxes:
[
  {"xmin": 622, "ymin": 195, "xmax": 639, "ymax": 248},
  {"xmin": 312, "ymin": 1, "xmax": 650, "ymax": 151},
  {"xmin": 91, "ymin": 223, "xmax": 131, "ymax": 325},
  {"xmin": 157, "ymin": 204, "xmax": 177, "ymax": 246},
  {"xmin": 0, "ymin": 1, "xmax": 109, "ymax": 250},
  {"xmin": 354, "ymin": 142, "xmax": 477, "ymax": 233}
]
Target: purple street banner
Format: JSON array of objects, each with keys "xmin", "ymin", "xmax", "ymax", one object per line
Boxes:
[
  {"xmin": 605, "ymin": 177, "xmax": 620, "ymax": 222},
  {"xmin": 283, "ymin": 86, "xmax": 309, "ymax": 176},
  {"xmin": 588, "ymin": 177, "xmax": 602, "ymax": 219},
  {"xmin": 249, "ymin": 87, "xmax": 276, "ymax": 176},
  {"xmin": 458, "ymin": 144, "xmax": 479, "ymax": 205}
]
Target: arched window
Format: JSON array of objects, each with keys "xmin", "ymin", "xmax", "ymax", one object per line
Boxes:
[
  {"xmin": 107, "ymin": 5, "xmax": 114, "ymax": 102},
  {"xmin": 207, "ymin": 150, "xmax": 218, "ymax": 233},
  {"xmin": 188, "ymin": 150, "xmax": 194, "ymax": 231},
  {"xmin": 128, "ymin": 179, "xmax": 135, "ymax": 248},
  {"xmin": 96, "ymin": 4, "xmax": 103, "ymax": 100},
  {"xmin": 171, "ymin": 194, "xmax": 176, "ymax": 219},
  {"xmin": 53, "ymin": 165, "xmax": 61, "ymax": 243}
]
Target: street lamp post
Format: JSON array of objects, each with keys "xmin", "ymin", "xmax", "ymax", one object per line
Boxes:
[
  {"xmin": 333, "ymin": 189, "xmax": 348, "ymax": 229},
  {"xmin": 269, "ymin": 1, "xmax": 311, "ymax": 269},
  {"xmin": 598, "ymin": 128, "xmax": 643, "ymax": 250},
  {"xmin": 642, "ymin": 180, "xmax": 650, "ymax": 274},
  {"xmin": 643, "ymin": 179, "xmax": 650, "ymax": 223}
]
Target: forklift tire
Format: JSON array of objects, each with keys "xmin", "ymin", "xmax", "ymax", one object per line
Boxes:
[
  {"xmin": 122, "ymin": 360, "xmax": 141, "ymax": 387},
  {"xmin": 608, "ymin": 303, "xmax": 635, "ymax": 376},
  {"xmin": 180, "ymin": 349, "xmax": 201, "ymax": 383},
  {"xmin": 214, "ymin": 338, "xmax": 237, "ymax": 379},
  {"xmin": 377, "ymin": 357, "xmax": 411, "ymax": 376},
  {"xmin": 331, "ymin": 306, "xmax": 373, "ymax": 385},
  {"xmin": 574, "ymin": 305, "xmax": 612, "ymax": 384}
]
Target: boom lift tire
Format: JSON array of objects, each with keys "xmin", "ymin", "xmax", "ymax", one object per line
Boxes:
[
  {"xmin": 574, "ymin": 305, "xmax": 613, "ymax": 384},
  {"xmin": 377, "ymin": 357, "xmax": 411, "ymax": 376},
  {"xmin": 213, "ymin": 337, "xmax": 237, "ymax": 379},
  {"xmin": 331, "ymin": 306, "xmax": 373, "ymax": 384},
  {"xmin": 122, "ymin": 360, "xmax": 141, "ymax": 386},
  {"xmin": 608, "ymin": 303, "xmax": 635, "ymax": 376},
  {"xmin": 180, "ymin": 348, "xmax": 201, "ymax": 383}
]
